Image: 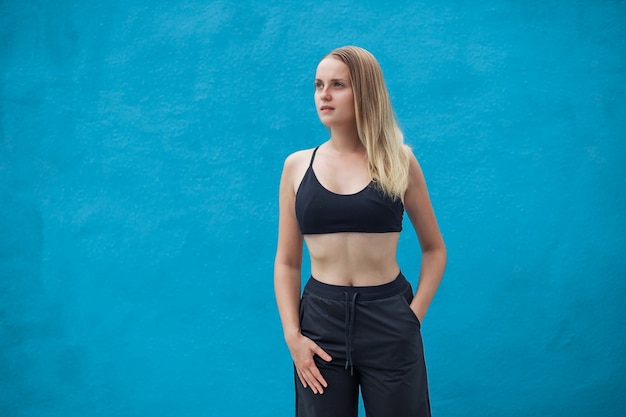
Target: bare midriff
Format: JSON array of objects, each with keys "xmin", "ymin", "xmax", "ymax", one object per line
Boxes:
[{"xmin": 304, "ymin": 232, "xmax": 401, "ymax": 286}]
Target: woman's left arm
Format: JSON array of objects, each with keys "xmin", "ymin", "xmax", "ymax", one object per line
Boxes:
[{"xmin": 403, "ymin": 152, "xmax": 447, "ymax": 323}]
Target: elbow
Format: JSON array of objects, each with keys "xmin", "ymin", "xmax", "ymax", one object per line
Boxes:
[
  {"xmin": 438, "ymin": 239, "xmax": 447, "ymax": 262},
  {"xmin": 422, "ymin": 240, "xmax": 447, "ymax": 267},
  {"xmin": 432, "ymin": 244, "xmax": 447, "ymax": 264},
  {"xmin": 274, "ymin": 257, "xmax": 302, "ymax": 278}
]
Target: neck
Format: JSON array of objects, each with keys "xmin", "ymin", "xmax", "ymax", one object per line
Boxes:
[{"xmin": 328, "ymin": 125, "xmax": 363, "ymax": 154}]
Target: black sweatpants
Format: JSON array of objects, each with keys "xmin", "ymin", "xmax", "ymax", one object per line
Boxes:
[{"xmin": 296, "ymin": 273, "xmax": 431, "ymax": 417}]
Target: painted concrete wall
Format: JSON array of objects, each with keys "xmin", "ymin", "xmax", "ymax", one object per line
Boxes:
[{"xmin": 1, "ymin": 1, "xmax": 624, "ymax": 416}]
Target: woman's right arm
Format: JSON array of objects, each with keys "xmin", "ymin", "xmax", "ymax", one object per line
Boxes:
[{"xmin": 274, "ymin": 152, "xmax": 331, "ymax": 394}]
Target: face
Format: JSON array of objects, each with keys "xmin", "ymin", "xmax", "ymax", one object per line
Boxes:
[{"xmin": 314, "ymin": 57, "xmax": 355, "ymax": 128}]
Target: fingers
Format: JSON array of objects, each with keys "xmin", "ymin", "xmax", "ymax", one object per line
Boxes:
[
  {"xmin": 296, "ymin": 350, "xmax": 329, "ymax": 394},
  {"xmin": 295, "ymin": 368, "xmax": 307, "ymax": 389},
  {"xmin": 306, "ymin": 343, "xmax": 331, "ymax": 393},
  {"xmin": 289, "ymin": 335, "xmax": 333, "ymax": 394},
  {"xmin": 308, "ymin": 365, "xmax": 328, "ymax": 394},
  {"xmin": 298, "ymin": 363, "xmax": 328, "ymax": 394},
  {"xmin": 313, "ymin": 345, "xmax": 332, "ymax": 363}
]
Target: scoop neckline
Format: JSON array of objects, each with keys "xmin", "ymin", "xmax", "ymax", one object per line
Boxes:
[{"xmin": 309, "ymin": 165, "xmax": 372, "ymax": 196}]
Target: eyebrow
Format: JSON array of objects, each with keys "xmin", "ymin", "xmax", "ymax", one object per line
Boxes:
[{"xmin": 314, "ymin": 78, "xmax": 349, "ymax": 83}]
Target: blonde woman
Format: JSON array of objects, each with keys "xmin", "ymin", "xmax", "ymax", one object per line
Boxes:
[{"xmin": 274, "ymin": 46, "xmax": 446, "ymax": 417}]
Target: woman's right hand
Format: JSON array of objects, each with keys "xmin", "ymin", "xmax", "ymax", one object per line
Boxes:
[{"xmin": 287, "ymin": 333, "xmax": 332, "ymax": 394}]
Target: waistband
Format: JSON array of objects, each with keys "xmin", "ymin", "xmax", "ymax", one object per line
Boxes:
[{"xmin": 304, "ymin": 272, "xmax": 408, "ymax": 301}]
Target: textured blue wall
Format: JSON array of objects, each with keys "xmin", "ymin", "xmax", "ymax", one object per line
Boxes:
[{"xmin": 1, "ymin": 1, "xmax": 624, "ymax": 416}]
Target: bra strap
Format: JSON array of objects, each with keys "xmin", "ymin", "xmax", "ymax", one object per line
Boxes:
[{"xmin": 309, "ymin": 146, "xmax": 320, "ymax": 167}]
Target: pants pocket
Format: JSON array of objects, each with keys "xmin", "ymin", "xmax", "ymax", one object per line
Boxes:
[{"xmin": 399, "ymin": 288, "xmax": 421, "ymax": 329}]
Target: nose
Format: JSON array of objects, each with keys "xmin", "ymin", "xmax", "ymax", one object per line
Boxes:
[{"xmin": 319, "ymin": 88, "xmax": 331, "ymax": 101}]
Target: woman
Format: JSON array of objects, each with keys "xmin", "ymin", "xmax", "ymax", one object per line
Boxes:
[{"xmin": 274, "ymin": 46, "xmax": 446, "ymax": 417}]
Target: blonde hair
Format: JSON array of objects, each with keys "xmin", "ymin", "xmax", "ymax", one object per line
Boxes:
[{"xmin": 326, "ymin": 46, "xmax": 411, "ymax": 199}]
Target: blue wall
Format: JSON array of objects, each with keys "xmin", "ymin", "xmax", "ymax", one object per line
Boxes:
[{"xmin": 1, "ymin": 1, "xmax": 624, "ymax": 416}]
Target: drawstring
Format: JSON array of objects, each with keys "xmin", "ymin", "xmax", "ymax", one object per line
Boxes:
[
  {"xmin": 303, "ymin": 273, "xmax": 407, "ymax": 377},
  {"xmin": 344, "ymin": 292, "xmax": 359, "ymax": 375}
]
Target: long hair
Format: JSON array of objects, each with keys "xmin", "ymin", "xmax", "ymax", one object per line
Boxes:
[{"xmin": 327, "ymin": 46, "xmax": 411, "ymax": 199}]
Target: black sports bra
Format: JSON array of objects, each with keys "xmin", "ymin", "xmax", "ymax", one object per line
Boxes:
[{"xmin": 295, "ymin": 147, "xmax": 404, "ymax": 235}]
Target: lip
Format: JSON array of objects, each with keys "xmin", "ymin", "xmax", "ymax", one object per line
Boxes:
[{"xmin": 320, "ymin": 105, "xmax": 335, "ymax": 111}]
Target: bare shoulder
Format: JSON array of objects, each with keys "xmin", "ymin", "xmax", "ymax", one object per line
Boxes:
[
  {"xmin": 283, "ymin": 148, "xmax": 316, "ymax": 175},
  {"xmin": 281, "ymin": 147, "xmax": 317, "ymax": 193},
  {"xmin": 406, "ymin": 149, "xmax": 426, "ymax": 186},
  {"xmin": 283, "ymin": 148, "xmax": 314, "ymax": 170}
]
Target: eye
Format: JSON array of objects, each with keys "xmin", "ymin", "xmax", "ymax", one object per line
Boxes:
[
  {"xmin": 333, "ymin": 81, "xmax": 345, "ymax": 88},
  {"xmin": 314, "ymin": 81, "xmax": 323, "ymax": 89}
]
